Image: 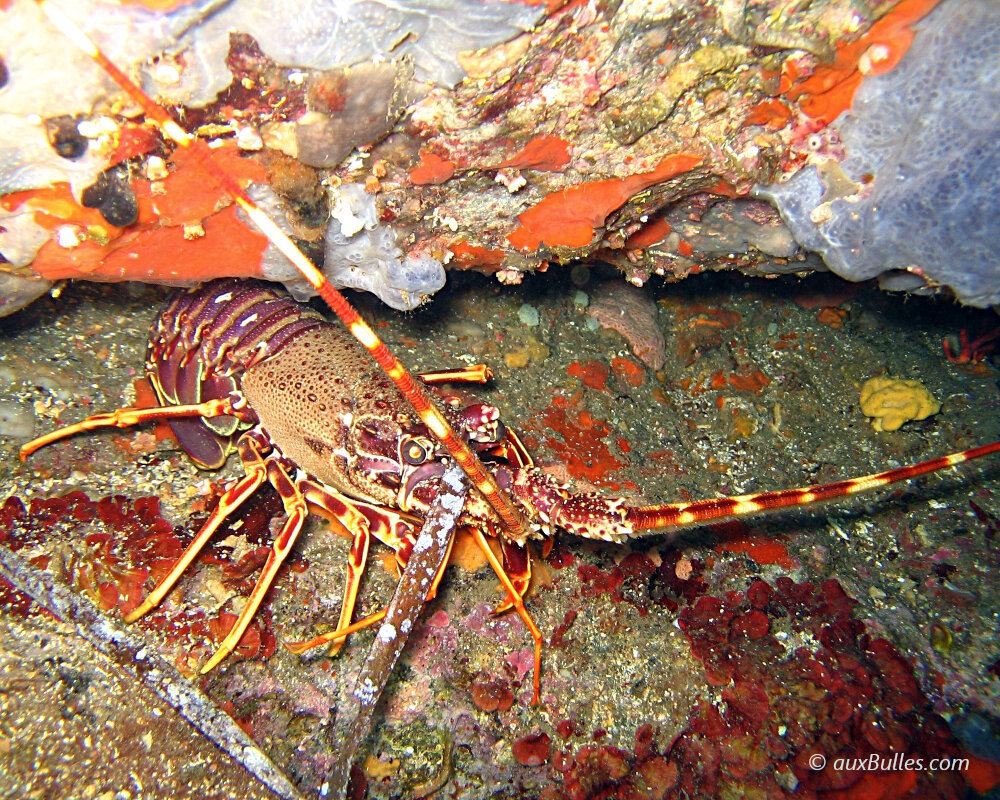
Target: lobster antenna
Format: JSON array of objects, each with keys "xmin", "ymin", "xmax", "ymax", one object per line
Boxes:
[
  {"xmin": 35, "ymin": 0, "xmax": 531, "ymax": 542},
  {"xmin": 626, "ymin": 440, "xmax": 1000, "ymax": 532}
]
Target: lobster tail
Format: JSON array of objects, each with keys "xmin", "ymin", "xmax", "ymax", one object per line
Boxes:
[{"xmin": 625, "ymin": 440, "xmax": 1000, "ymax": 533}]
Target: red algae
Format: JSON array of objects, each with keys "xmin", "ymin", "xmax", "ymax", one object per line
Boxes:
[
  {"xmin": 513, "ymin": 731, "xmax": 552, "ymax": 766},
  {"xmin": 712, "ymin": 521, "xmax": 794, "ymax": 568},
  {"xmin": 470, "ymin": 673, "xmax": 515, "ymax": 713},
  {"xmin": 567, "ymin": 359, "xmax": 609, "ymax": 391},
  {"xmin": 0, "ymin": 490, "xmax": 281, "ymax": 671},
  {"xmin": 549, "ymin": 577, "xmax": 988, "ymax": 799}
]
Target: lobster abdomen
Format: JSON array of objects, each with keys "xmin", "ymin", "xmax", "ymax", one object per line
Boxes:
[{"xmin": 148, "ymin": 280, "xmax": 324, "ymax": 468}]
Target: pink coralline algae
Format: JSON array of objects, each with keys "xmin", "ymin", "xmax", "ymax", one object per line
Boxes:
[
  {"xmin": 543, "ymin": 577, "xmax": 994, "ymax": 800},
  {"xmin": 586, "ymin": 282, "xmax": 665, "ymax": 370}
]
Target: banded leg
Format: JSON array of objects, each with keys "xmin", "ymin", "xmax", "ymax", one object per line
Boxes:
[
  {"xmin": 301, "ymin": 479, "xmax": 420, "ymax": 653},
  {"xmin": 19, "ymin": 397, "xmax": 235, "ymax": 460},
  {"xmin": 494, "ymin": 539, "xmax": 532, "ymax": 614},
  {"xmin": 124, "ymin": 432, "xmax": 267, "ymax": 623},
  {"xmin": 285, "ymin": 530, "xmax": 456, "ymax": 654},
  {"xmin": 201, "ymin": 457, "xmax": 307, "ymax": 672}
]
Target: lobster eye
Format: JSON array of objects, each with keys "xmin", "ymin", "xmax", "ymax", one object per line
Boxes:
[{"xmin": 402, "ymin": 439, "xmax": 428, "ymax": 465}]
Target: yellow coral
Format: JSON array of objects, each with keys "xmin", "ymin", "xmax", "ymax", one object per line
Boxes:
[{"xmin": 859, "ymin": 377, "xmax": 941, "ymax": 432}]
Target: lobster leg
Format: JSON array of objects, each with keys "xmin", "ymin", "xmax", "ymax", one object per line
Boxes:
[
  {"xmin": 124, "ymin": 433, "xmax": 267, "ymax": 623},
  {"xmin": 284, "ymin": 532, "xmax": 456, "ymax": 654},
  {"xmin": 494, "ymin": 540, "xmax": 532, "ymax": 614},
  {"xmin": 19, "ymin": 397, "xmax": 235, "ymax": 460},
  {"xmin": 300, "ymin": 479, "xmax": 421, "ymax": 653},
  {"xmin": 417, "ymin": 366, "xmax": 493, "ymax": 384},
  {"xmin": 470, "ymin": 528, "xmax": 543, "ymax": 706},
  {"xmin": 201, "ymin": 457, "xmax": 308, "ymax": 673}
]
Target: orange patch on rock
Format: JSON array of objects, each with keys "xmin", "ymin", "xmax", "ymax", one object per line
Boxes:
[
  {"xmin": 507, "ymin": 153, "xmax": 703, "ymax": 251},
  {"xmin": 816, "ymin": 307, "xmax": 848, "ymax": 328},
  {"xmin": 20, "ymin": 143, "xmax": 271, "ymax": 284},
  {"xmin": 409, "ymin": 149, "xmax": 457, "ymax": 185},
  {"xmin": 783, "ymin": 0, "xmax": 940, "ymax": 125},
  {"xmin": 108, "ymin": 123, "xmax": 160, "ymax": 166},
  {"xmin": 449, "ymin": 241, "xmax": 505, "ymax": 271},
  {"xmin": 32, "ymin": 204, "xmax": 269, "ymax": 282},
  {"xmin": 744, "ymin": 98, "xmax": 793, "ymax": 130},
  {"xmin": 3, "ymin": 184, "xmax": 123, "ymax": 232},
  {"xmin": 448, "ymin": 527, "xmax": 495, "ymax": 572},
  {"xmin": 727, "ymin": 368, "xmax": 771, "ymax": 394},
  {"xmin": 704, "ymin": 180, "xmax": 744, "ymax": 198},
  {"xmin": 714, "ymin": 523, "xmax": 794, "ymax": 569},
  {"xmin": 153, "ymin": 142, "xmax": 265, "ymax": 225},
  {"xmin": 625, "ymin": 217, "xmax": 671, "ymax": 250},
  {"xmin": 537, "ymin": 395, "xmax": 627, "ymax": 485},
  {"xmin": 611, "ymin": 357, "xmax": 645, "ymax": 387},
  {"xmin": 567, "ymin": 359, "xmax": 609, "ymax": 391},
  {"xmin": 497, "ymin": 135, "xmax": 571, "ymax": 171}
]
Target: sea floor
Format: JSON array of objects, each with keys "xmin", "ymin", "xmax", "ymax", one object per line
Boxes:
[{"xmin": 1, "ymin": 268, "xmax": 999, "ymax": 799}]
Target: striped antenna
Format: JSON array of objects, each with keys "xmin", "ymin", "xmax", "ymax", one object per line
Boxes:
[
  {"xmin": 36, "ymin": 0, "xmax": 531, "ymax": 541},
  {"xmin": 626, "ymin": 440, "xmax": 1000, "ymax": 532}
]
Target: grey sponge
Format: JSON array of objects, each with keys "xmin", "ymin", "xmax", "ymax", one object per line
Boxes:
[{"xmin": 757, "ymin": 0, "xmax": 1000, "ymax": 307}]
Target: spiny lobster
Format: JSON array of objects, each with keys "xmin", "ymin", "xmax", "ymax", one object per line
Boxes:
[
  {"xmin": 20, "ymin": 278, "xmax": 1000, "ymax": 706},
  {"xmin": 15, "ymin": 0, "xmax": 1000, "ymax": 713}
]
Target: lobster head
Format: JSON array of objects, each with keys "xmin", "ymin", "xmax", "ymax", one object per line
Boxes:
[{"xmin": 347, "ymin": 400, "xmax": 510, "ymax": 513}]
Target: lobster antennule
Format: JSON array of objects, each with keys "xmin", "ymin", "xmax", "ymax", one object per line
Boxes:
[{"xmin": 625, "ymin": 440, "xmax": 1000, "ymax": 533}]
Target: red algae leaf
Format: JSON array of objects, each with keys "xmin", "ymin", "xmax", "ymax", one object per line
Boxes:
[
  {"xmin": 732, "ymin": 609, "xmax": 770, "ymax": 640},
  {"xmin": 409, "ymin": 149, "xmax": 457, "ymax": 185},
  {"xmin": 513, "ymin": 731, "xmax": 552, "ymax": 766},
  {"xmin": 507, "ymin": 153, "xmax": 703, "ymax": 251},
  {"xmin": 715, "ymin": 532, "xmax": 794, "ymax": 569},
  {"xmin": 497, "ymin": 135, "xmax": 571, "ymax": 171},
  {"xmin": 469, "ymin": 674, "xmax": 515, "ymax": 713}
]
